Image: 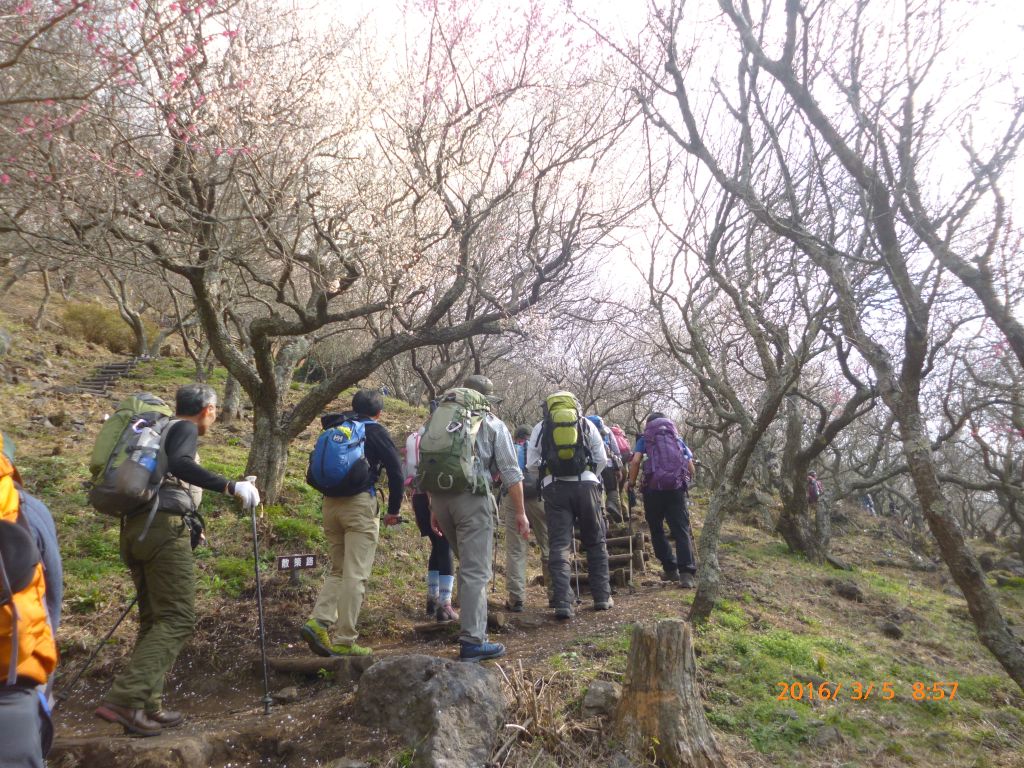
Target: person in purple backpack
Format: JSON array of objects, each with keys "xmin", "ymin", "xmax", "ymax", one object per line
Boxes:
[{"xmin": 626, "ymin": 412, "xmax": 697, "ymax": 588}]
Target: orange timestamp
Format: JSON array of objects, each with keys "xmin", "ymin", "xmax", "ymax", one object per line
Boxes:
[{"xmin": 776, "ymin": 681, "xmax": 958, "ymax": 702}]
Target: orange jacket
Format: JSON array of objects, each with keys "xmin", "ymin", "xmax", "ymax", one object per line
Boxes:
[{"xmin": 1, "ymin": 435, "xmax": 58, "ymax": 686}]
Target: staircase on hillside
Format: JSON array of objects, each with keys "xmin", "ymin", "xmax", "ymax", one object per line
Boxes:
[{"xmin": 75, "ymin": 355, "xmax": 150, "ymax": 396}]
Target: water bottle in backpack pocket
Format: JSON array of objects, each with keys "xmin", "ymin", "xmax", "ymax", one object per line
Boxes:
[
  {"xmin": 306, "ymin": 418, "xmax": 371, "ymax": 496},
  {"xmin": 88, "ymin": 393, "xmax": 174, "ymax": 517}
]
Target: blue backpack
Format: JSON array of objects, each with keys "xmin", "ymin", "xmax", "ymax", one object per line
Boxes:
[{"xmin": 306, "ymin": 418, "xmax": 371, "ymax": 496}]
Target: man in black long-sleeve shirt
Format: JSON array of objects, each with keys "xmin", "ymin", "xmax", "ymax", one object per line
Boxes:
[
  {"xmin": 301, "ymin": 389, "xmax": 403, "ymax": 657},
  {"xmin": 97, "ymin": 384, "xmax": 259, "ymax": 736}
]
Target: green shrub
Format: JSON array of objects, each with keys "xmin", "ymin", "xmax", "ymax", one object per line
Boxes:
[{"xmin": 63, "ymin": 302, "xmax": 157, "ymax": 354}]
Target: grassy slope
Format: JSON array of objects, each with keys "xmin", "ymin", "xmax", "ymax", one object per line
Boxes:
[{"xmin": 2, "ymin": 297, "xmax": 1023, "ymax": 767}]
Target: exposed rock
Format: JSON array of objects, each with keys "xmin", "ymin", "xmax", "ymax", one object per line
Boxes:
[
  {"xmin": 879, "ymin": 621, "xmax": 903, "ymax": 640},
  {"xmin": 581, "ymin": 680, "xmax": 621, "ymax": 718},
  {"xmin": 828, "ymin": 580, "xmax": 865, "ymax": 602},
  {"xmin": 48, "ymin": 410, "xmax": 71, "ymax": 427},
  {"xmin": 354, "ymin": 654, "xmax": 506, "ymax": 768},
  {"xmin": 326, "ymin": 760, "xmax": 371, "ymax": 768},
  {"xmin": 262, "ymin": 654, "xmax": 373, "ymax": 686},
  {"xmin": 825, "ymin": 554, "xmax": 853, "ymax": 571},
  {"xmin": 810, "ymin": 725, "xmax": 845, "ymax": 748},
  {"xmin": 993, "ymin": 556, "xmax": 1024, "ymax": 576},
  {"xmin": 994, "ymin": 573, "xmax": 1023, "ymax": 588},
  {"xmin": 272, "ymin": 685, "xmax": 301, "ymax": 703},
  {"xmin": 0, "ymin": 328, "xmax": 11, "ymax": 358}
]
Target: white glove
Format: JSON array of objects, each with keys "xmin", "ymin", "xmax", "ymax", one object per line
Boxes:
[{"xmin": 233, "ymin": 480, "xmax": 261, "ymax": 509}]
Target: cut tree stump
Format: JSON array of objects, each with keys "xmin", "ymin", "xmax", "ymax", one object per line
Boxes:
[{"xmin": 614, "ymin": 620, "xmax": 728, "ymax": 768}]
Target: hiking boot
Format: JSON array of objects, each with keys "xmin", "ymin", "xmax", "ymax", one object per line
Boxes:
[
  {"xmin": 459, "ymin": 640, "xmax": 506, "ymax": 662},
  {"xmin": 426, "ymin": 596, "xmax": 439, "ymax": 617},
  {"xmin": 554, "ymin": 604, "xmax": 575, "ymax": 620},
  {"xmin": 435, "ymin": 603, "xmax": 459, "ymax": 623},
  {"xmin": 594, "ymin": 596, "xmax": 614, "ymax": 611},
  {"xmin": 95, "ymin": 702, "xmax": 162, "ymax": 737},
  {"xmin": 505, "ymin": 598, "xmax": 524, "ymax": 613},
  {"xmin": 300, "ymin": 618, "xmax": 333, "ymax": 658},
  {"xmin": 679, "ymin": 572, "xmax": 696, "ymax": 589},
  {"xmin": 330, "ymin": 642, "xmax": 373, "ymax": 656},
  {"xmin": 661, "ymin": 568, "xmax": 680, "ymax": 582},
  {"xmin": 146, "ymin": 709, "xmax": 184, "ymax": 728}
]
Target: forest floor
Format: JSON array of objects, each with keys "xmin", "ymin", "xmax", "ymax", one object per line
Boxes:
[{"xmin": 2, "ymin": 287, "xmax": 1023, "ymax": 767}]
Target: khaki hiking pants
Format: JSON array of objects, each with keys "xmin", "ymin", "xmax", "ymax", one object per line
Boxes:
[
  {"xmin": 431, "ymin": 490, "xmax": 496, "ymax": 646},
  {"xmin": 310, "ymin": 492, "xmax": 379, "ymax": 645},
  {"xmin": 502, "ymin": 492, "xmax": 551, "ymax": 605}
]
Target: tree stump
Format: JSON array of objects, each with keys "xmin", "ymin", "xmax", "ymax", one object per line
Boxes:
[{"xmin": 614, "ymin": 620, "xmax": 727, "ymax": 768}]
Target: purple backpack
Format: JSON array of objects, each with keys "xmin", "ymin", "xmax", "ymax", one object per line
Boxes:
[{"xmin": 642, "ymin": 418, "xmax": 690, "ymax": 491}]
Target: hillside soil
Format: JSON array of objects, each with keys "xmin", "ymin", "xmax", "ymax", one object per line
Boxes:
[{"xmin": 2, "ymin": 281, "xmax": 1023, "ymax": 767}]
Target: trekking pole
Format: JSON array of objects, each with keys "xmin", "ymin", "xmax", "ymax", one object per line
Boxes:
[
  {"xmin": 53, "ymin": 595, "xmax": 138, "ymax": 712},
  {"xmin": 245, "ymin": 476, "xmax": 273, "ymax": 716},
  {"xmin": 570, "ymin": 525, "xmax": 582, "ymax": 605}
]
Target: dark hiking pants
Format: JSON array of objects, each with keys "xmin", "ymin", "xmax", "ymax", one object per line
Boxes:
[
  {"xmin": 413, "ymin": 492, "xmax": 453, "ymax": 576},
  {"xmin": 643, "ymin": 488, "xmax": 696, "ymax": 575},
  {"xmin": 543, "ymin": 481, "xmax": 610, "ymax": 608}
]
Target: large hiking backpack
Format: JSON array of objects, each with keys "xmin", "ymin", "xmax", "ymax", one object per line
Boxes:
[
  {"xmin": 1, "ymin": 434, "xmax": 57, "ymax": 689},
  {"xmin": 610, "ymin": 424, "xmax": 633, "ymax": 464},
  {"xmin": 306, "ymin": 417, "xmax": 371, "ymax": 497},
  {"xmin": 642, "ymin": 417, "xmax": 690, "ymax": 491},
  {"xmin": 88, "ymin": 393, "xmax": 174, "ymax": 517},
  {"xmin": 540, "ymin": 392, "xmax": 591, "ymax": 477},
  {"xmin": 416, "ymin": 387, "xmax": 491, "ymax": 495}
]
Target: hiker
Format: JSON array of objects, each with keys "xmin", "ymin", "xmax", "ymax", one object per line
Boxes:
[
  {"xmin": 503, "ymin": 425, "xmax": 552, "ymax": 612},
  {"xmin": 862, "ymin": 494, "xmax": 876, "ymax": 516},
  {"xmin": 301, "ymin": 389, "xmax": 404, "ymax": 658},
  {"xmin": 404, "ymin": 406, "xmax": 458, "ymax": 623},
  {"xmin": 626, "ymin": 412, "xmax": 697, "ymax": 588},
  {"xmin": 807, "ymin": 471, "xmax": 824, "ymax": 506},
  {"xmin": 587, "ymin": 415, "xmax": 625, "ymax": 525},
  {"xmin": 1, "ymin": 432, "xmax": 59, "ymax": 767},
  {"xmin": 527, "ymin": 392, "xmax": 612, "ymax": 620},
  {"xmin": 96, "ymin": 384, "xmax": 260, "ymax": 736},
  {"xmin": 418, "ymin": 375, "xmax": 528, "ymax": 662}
]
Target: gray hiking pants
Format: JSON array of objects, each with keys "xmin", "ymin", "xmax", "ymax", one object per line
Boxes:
[
  {"xmin": 431, "ymin": 490, "xmax": 497, "ymax": 645},
  {"xmin": 0, "ymin": 687, "xmax": 46, "ymax": 768},
  {"xmin": 542, "ymin": 480, "xmax": 611, "ymax": 608}
]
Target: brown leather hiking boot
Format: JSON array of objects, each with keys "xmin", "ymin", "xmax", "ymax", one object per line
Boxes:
[
  {"xmin": 95, "ymin": 702, "xmax": 162, "ymax": 736},
  {"xmin": 147, "ymin": 709, "xmax": 184, "ymax": 728}
]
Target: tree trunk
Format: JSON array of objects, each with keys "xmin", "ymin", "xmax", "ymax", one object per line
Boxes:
[
  {"xmin": 776, "ymin": 499, "xmax": 827, "ymax": 563},
  {"xmin": 245, "ymin": 406, "xmax": 291, "ymax": 505},
  {"xmin": 220, "ymin": 375, "xmax": 245, "ymax": 424},
  {"xmin": 689, "ymin": 485, "xmax": 737, "ymax": 624},
  {"xmin": 31, "ymin": 270, "xmax": 51, "ymax": 330},
  {"xmin": 895, "ymin": 398, "xmax": 1024, "ymax": 690},
  {"xmin": 615, "ymin": 620, "xmax": 728, "ymax": 768}
]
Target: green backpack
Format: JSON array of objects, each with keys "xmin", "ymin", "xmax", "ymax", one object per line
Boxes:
[
  {"xmin": 540, "ymin": 391, "xmax": 591, "ymax": 477},
  {"xmin": 416, "ymin": 387, "xmax": 491, "ymax": 495},
  {"xmin": 88, "ymin": 393, "xmax": 174, "ymax": 517}
]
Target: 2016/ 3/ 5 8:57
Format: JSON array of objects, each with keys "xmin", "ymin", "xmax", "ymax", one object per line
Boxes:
[{"xmin": 776, "ymin": 681, "xmax": 958, "ymax": 701}]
